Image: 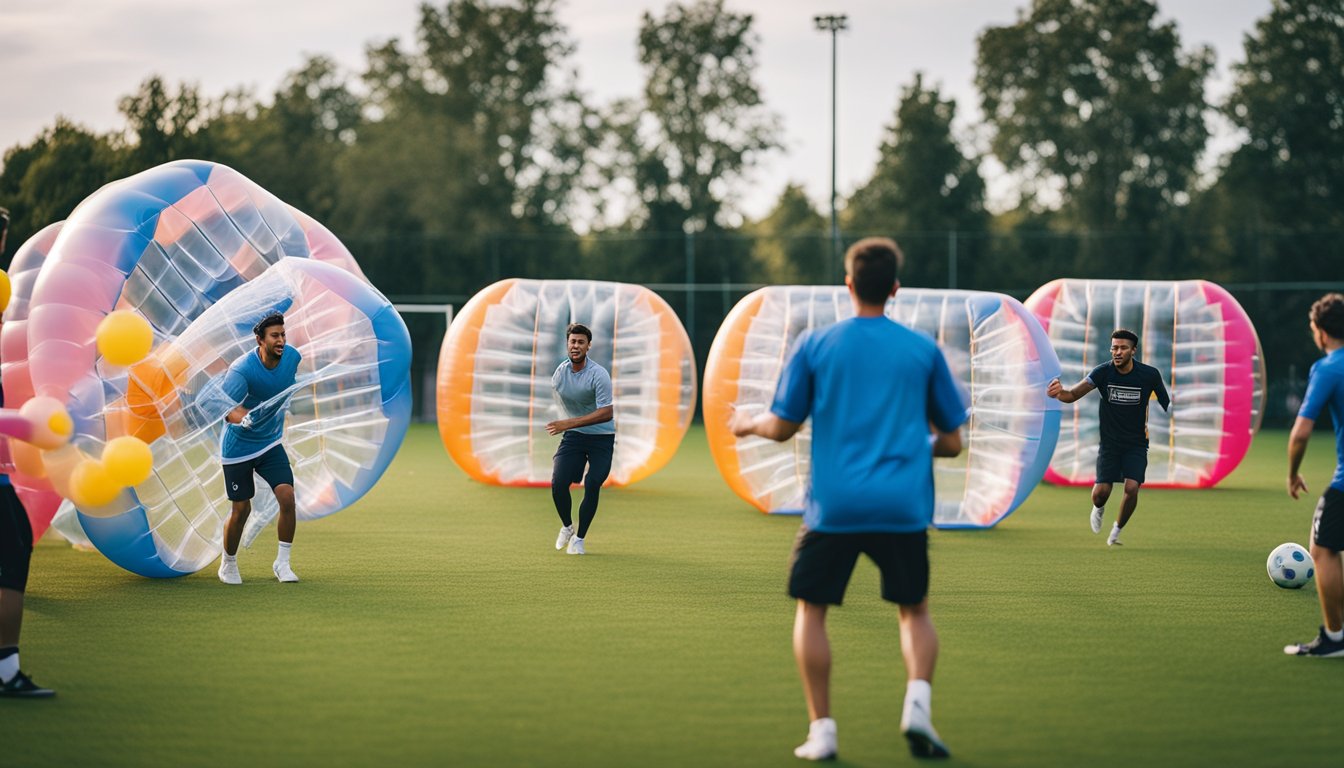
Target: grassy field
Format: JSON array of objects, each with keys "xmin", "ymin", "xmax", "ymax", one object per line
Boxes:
[{"xmin": 4, "ymin": 424, "xmax": 1340, "ymax": 767}]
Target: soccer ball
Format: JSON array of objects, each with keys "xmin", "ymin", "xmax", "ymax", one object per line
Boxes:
[{"xmin": 1266, "ymin": 542, "xmax": 1314, "ymax": 589}]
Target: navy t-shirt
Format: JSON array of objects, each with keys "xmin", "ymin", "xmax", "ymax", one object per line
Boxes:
[{"xmin": 1086, "ymin": 361, "xmax": 1171, "ymax": 448}]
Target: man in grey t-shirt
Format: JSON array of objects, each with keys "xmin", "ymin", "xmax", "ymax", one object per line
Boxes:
[{"xmin": 547, "ymin": 323, "xmax": 615, "ymax": 555}]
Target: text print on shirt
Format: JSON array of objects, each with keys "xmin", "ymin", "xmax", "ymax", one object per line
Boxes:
[{"xmin": 1107, "ymin": 385, "xmax": 1143, "ymax": 405}]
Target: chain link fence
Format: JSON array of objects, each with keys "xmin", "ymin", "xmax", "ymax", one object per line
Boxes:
[{"xmin": 350, "ymin": 229, "xmax": 1343, "ymax": 428}]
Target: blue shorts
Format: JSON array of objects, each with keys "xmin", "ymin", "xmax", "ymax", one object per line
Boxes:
[
  {"xmin": 223, "ymin": 445, "xmax": 294, "ymax": 502},
  {"xmin": 1096, "ymin": 444, "xmax": 1148, "ymax": 485}
]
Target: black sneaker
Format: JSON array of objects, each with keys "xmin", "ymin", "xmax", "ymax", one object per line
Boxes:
[
  {"xmin": 1283, "ymin": 627, "xmax": 1344, "ymax": 658},
  {"xmin": 0, "ymin": 671, "xmax": 56, "ymax": 698}
]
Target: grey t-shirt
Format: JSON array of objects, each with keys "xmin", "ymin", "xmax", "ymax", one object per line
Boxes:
[{"xmin": 551, "ymin": 359, "xmax": 616, "ymax": 435}]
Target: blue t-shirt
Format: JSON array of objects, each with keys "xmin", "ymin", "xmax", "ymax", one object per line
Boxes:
[
  {"xmin": 770, "ymin": 316, "xmax": 970, "ymax": 533},
  {"xmin": 219, "ymin": 345, "xmax": 302, "ymax": 464},
  {"xmin": 1299, "ymin": 347, "xmax": 1344, "ymax": 492},
  {"xmin": 551, "ymin": 359, "xmax": 615, "ymax": 436}
]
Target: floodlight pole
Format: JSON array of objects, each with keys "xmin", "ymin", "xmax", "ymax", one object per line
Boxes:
[{"xmin": 814, "ymin": 14, "xmax": 847, "ymax": 277}]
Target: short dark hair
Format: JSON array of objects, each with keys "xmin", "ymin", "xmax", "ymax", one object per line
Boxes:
[
  {"xmin": 253, "ymin": 311, "xmax": 285, "ymax": 338},
  {"xmin": 844, "ymin": 237, "xmax": 903, "ymax": 305},
  {"xmin": 1111, "ymin": 329, "xmax": 1139, "ymax": 347},
  {"xmin": 1310, "ymin": 293, "xmax": 1344, "ymax": 341},
  {"xmin": 566, "ymin": 323, "xmax": 592, "ymax": 342}
]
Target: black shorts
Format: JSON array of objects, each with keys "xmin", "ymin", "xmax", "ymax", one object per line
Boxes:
[
  {"xmin": 1096, "ymin": 444, "xmax": 1148, "ymax": 485},
  {"xmin": 223, "ymin": 445, "xmax": 294, "ymax": 502},
  {"xmin": 0, "ymin": 483, "xmax": 34, "ymax": 592},
  {"xmin": 552, "ymin": 432, "xmax": 615, "ymax": 488},
  {"xmin": 1312, "ymin": 487, "xmax": 1344, "ymax": 551},
  {"xmin": 787, "ymin": 527, "xmax": 929, "ymax": 606}
]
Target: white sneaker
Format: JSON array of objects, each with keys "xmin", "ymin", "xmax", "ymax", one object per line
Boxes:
[
  {"xmin": 273, "ymin": 561, "xmax": 300, "ymax": 583},
  {"xmin": 1090, "ymin": 506, "xmax": 1104, "ymax": 534},
  {"xmin": 218, "ymin": 558, "xmax": 242, "ymax": 585},
  {"xmin": 1107, "ymin": 528, "xmax": 1123, "ymax": 547},
  {"xmin": 793, "ymin": 717, "xmax": 837, "ymax": 761},
  {"xmin": 901, "ymin": 699, "xmax": 950, "ymax": 759},
  {"xmin": 555, "ymin": 525, "xmax": 575, "ymax": 550},
  {"xmin": 567, "ymin": 537, "xmax": 586, "ymax": 555}
]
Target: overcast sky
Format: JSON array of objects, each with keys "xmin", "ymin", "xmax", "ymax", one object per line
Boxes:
[{"xmin": 1, "ymin": 0, "xmax": 1272, "ymax": 219}]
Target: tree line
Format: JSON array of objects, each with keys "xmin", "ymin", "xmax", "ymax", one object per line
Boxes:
[{"xmin": 1, "ymin": 0, "xmax": 1341, "ymax": 422}]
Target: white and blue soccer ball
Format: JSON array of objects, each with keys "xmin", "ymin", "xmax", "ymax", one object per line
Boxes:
[{"xmin": 1267, "ymin": 542, "xmax": 1314, "ymax": 589}]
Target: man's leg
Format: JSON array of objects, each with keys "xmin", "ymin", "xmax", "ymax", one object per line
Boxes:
[
  {"xmin": 0, "ymin": 587, "xmax": 23, "ymax": 682},
  {"xmin": 1116, "ymin": 479, "xmax": 1142, "ymax": 527},
  {"xmin": 793, "ymin": 600, "xmax": 831, "ymax": 721},
  {"xmin": 0, "ymin": 488, "xmax": 51, "ymax": 696},
  {"xmin": 898, "ymin": 600, "xmax": 938, "ymax": 683},
  {"xmin": 1109, "ymin": 479, "xmax": 1142, "ymax": 546},
  {"xmin": 1090, "ymin": 483, "xmax": 1113, "ymax": 509},
  {"xmin": 1286, "ymin": 495, "xmax": 1344, "ymax": 656},
  {"xmin": 218, "ymin": 499, "xmax": 250, "ymax": 585},
  {"xmin": 551, "ymin": 439, "xmax": 582, "ymax": 529},
  {"xmin": 0, "ymin": 587, "xmax": 21, "ymax": 680},
  {"xmin": 575, "ymin": 437, "xmax": 613, "ymax": 542},
  {"xmin": 791, "ymin": 600, "xmax": 838, "ymax": 760},
  {"xmin": 274, "ymin": 484, "xmax": 296, "ymax": 544},
  {"xmin": 272, "ymin": 484, "xmax": 299, "ymax": 582},
  {"xmin": 899, "ymin": 599, "xmax": 949, "ymax": 758},
  {"xmin": 223, "ymin": 499, "xmax": 251, "ymax": 557},
  {"xmin": 1090, "ymin": 483, "xmax": 1112, "ymax": 534},
  {"xmin": 0, "ymin": 587, "xmax": 21, "ymax": 649},
  {"xmin": 1310, "ymin": 543, "xmax": 1343, "ymax": 634},
  {"xmin": 787, "ymin": 530, "xmax": 851, "ymax": 761}
]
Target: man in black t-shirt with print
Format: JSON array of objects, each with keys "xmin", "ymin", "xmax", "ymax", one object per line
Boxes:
[{"xmin": 1047, "ymin": 329, "xmax": 1171, "ymax": 546}]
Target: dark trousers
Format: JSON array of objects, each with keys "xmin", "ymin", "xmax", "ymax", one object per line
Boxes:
[{"xmin": 552, "ymin": 432, "xmax": 615, "ymax": 539}]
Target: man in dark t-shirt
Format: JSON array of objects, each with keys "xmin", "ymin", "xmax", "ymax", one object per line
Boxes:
[{"xmin": 1047, "ymin": 329, "xmax": 1170, "ymax": 546}]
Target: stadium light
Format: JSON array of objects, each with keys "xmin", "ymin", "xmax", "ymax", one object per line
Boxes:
[{"xmin": 814, "ymin": 13, "xmax": 847, "ymax": 277}]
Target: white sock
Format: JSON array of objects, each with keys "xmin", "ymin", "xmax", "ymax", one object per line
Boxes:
[
  {"xmin": 0, "ymin": 649, "xmax": 18, "ymax": 683},
  {"xmin": 222, "ymin": 553, "xmax": 237, "ymax": 565},
  {"xmin": 1092, "ymin": 505, "xmax": 1104, "ymax": 514},
  {"xmin": 276, "ymin": 541, "xmax": 292, "ymax": 564},
  {"xmin": 1327, "ymin": 627, "xmax": 1344, "ymax": 642},
  {"xmin": 905, "ymin": 678, "xmax": 932, "ymax": 713}
]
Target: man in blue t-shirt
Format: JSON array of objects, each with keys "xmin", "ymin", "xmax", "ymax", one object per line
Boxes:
[
  {"xmin": 547, "ymin": 323, "xmax": 615, "ymax": 556},
  {"xmin": 1285, "ymin": 293, "xmax": 1344, "ymax": 658},
  {"xmin": 216, "ymin": 311, "xmax": 303, "ymax": 585},
  {"xmin": 730, "ymin": 237, "xmax": 968, "ymax": 761},
  {"xmin": 1047, "ymin": 329, "xmax": 1170, "ymax": 546}
]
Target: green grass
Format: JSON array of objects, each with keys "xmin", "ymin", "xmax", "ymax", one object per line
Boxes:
[{"xmin": 5, "ymin": 425, "xmax": 1340, "ymax": 767}]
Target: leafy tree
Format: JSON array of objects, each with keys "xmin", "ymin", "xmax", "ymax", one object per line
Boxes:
[
  {"xmin": 212, "ymin": 56, "xmax": 362, "ymax": 222},
  {"xmin": 843, "ymin": 75, "xmax": 987, "ymax": 289},
  {"xmin": 349, "ymin": 0, "xmax": 592, "ymax": 239},
  {"xmin": 1220, "ymin": 0, "xmax": 1344, "ymax": 232},
  {"xmin": 976, "ymin": 0, "xmax": 1212, "ymax": 231},
  {"xmin": 846, "ymin": 73, "xmax": 987, "ymax": 238},
  {"xmin": 747, "ymin": 183, "xmax": 828, "ymax": 283},
  {"xmin": 630, "ymin": 0, "xmax": 781, "ymax": 233},
  {"xmin": 0, "ymin": 120, "xmax": 121, "ymax": 261},
  {"xmin": 117, "ymin": 76, "xmax": 217, "ymax": 173}
]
